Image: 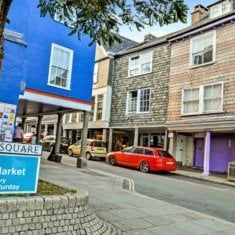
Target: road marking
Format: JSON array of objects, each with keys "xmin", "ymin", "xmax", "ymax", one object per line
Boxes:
[{"xmin": 209, "ymin": 186, "xmax": 229, "ymax": 191}]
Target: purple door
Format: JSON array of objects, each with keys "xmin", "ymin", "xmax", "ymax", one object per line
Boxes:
[
  {"xmin": 194, "ymin": 138, "xmax": 204, "ymax": 168},
  {"xmin": 210, "ymin": 136, "xmax": 229, "ymax": 172}
]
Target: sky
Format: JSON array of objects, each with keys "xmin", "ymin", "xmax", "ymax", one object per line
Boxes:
[{"xmin": 119, "ymin": 0, "xmax": 213, "ymax": 42}]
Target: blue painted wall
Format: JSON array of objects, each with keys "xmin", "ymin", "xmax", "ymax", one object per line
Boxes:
[
  {"xmin": 0, "ymin": 40, "xmax": 26, "ymax": 105},
  {"xmin": 2, "ymin": 0, "xmax": 95, "ymax": 105}
]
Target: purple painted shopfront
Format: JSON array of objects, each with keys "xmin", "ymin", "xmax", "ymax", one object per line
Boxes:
[{"xmin": 194, "ymin": 135, "xmax": 235, "ymax": 173}]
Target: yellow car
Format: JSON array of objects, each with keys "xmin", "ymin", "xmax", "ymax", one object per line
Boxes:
[{"xmin": 68, "ymin": 139, "xmax": 107, "ymax": 160}]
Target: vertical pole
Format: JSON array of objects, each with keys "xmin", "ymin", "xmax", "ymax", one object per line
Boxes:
[
  {"xmin": 102, "ymin": 129, "xmax": 107, "ymax": 142},
  {"xmin": 108, "ymin": 128, "xmax": 113, "ymax": 152},
  {"xmin": 21, "ymin": 117, "xmax": 26, "ymax": 132},
  {"xmin": 134, "ymin": 127, "xmax": 139, "ymax": 146},
  {"xmin": 53, "ymin": 123, "xmax": 57, "ymax": 136},
  {"xmin": 54, "ymin": 113, "xmax": 63, "ymax": 155},
  {"xmin": 164, "ymin": 129, "xmax": 168, "ymax": 151},
  {"xmin": 77, "ymin": 111, "xmax": 88, "ymax": 168},
  {"xmin": 44, "ymin": 124, "xmax": 48, "ymax": 137},
  {"xmin": 203, "ymin": 131, "xmax": 211, "ymax": 176},
  {"xmin": 36, "ymin": 116, "xmax": 43, "ymax": 144}
]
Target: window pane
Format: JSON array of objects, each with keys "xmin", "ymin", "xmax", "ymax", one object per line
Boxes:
[
  {"xmin": 123, "ymin": 147, "xmax": 134, "ymax": 153},
  {"xmin": 184, "ymin": 101, "xmax": 199, "ymax": 114},
  {"xmin": 89, "ymin": 97, "xmax": 95, "ymax": 121},
  {"xmin": 213, "ymin": 84, "xmax": 222, "ymax": 98},
  {"xmin": 145, "ymin": 149, "xmax": 154, "ymax": 156},
  {"xmin": 128, "ymin": 91, "xmax": 137, "ymax": 113},
  {"xmin": 192, "ymin": 34, "xmax": 214, "ymax": 65},
  {"xmin": 184, "ymin": 89, "xmax": 199, "ymax": 101},
  {"xmin": 93, "ymin": 63, "xmax": 98, "ymax": 83},
  {"xmin": 130, "ymin": 56, "xmax": 140, "ymax": 67},
  {"xmin": 204, "ymin": 86, "xmax": 213, "ymax": 99},
  {"xmin": 140, "ymin": 89, "xmax": 150, "ymax": 112},
  {"xmin": 204, "ymin": 50, "xmax": 213, "ymax": 63},
  {"xmin": 204, "ymin": 84, "xmax": 222, "ymax": 112},
  {"xmin": 141, "ymin": 63, "xmax": 151, "ymax": 74},
  {"xmin": 204, "ymin": 100, "xmax": 213, "ymax": 111},
  {"xmin": 49, "ymin": 45, "xmax": 72, "ymax": 88},
  {"xmin": 134, "ymin": 148, "xmax": 144, "ymax": 154},
  {"xmin": 96, "ymin": 94, "xmax": 103, "ymax": 120}
]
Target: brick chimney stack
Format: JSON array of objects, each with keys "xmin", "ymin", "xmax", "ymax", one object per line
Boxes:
[{"xmin": 191, "ymin": 5, "xmax": 209, "ymax": 25}]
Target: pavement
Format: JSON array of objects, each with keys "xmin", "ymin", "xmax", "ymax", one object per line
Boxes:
[
  {"xmin": 40, "ymin": 154, "xmax": 235, "ymax": 235},
  {"xmin": 172, "ymin": 169, "xmax": 235, "ymax": 188}
]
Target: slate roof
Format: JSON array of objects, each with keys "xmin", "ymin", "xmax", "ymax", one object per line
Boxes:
[
  {"xmin": 103, "ymin": 34, "xmax": 138, "ymax": 55},
  {"xmin": 4, "ymin": 29, "xmax": 27, "ymax": 46},
  {"xmin": 116, "ymin": 4, "xmax": 235, "ymax": 56}
]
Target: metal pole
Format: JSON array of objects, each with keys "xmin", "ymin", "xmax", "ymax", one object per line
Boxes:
[
  {"xmin": 36, "ymin": 115, "xmax": 43, "ymax": 144},
  {"xmin": 54, "ymin": 113, "xmax": 63, "ymax": 155},
  {"xmin": 77, "ymin": 111, "xmax": 88, "ymax": 168},
  {"xmin": 108, "ymin": 128, "xmax": 113, "ymax": 152}
]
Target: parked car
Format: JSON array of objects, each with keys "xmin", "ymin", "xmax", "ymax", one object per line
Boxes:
[
  {"xmin": 40, "ymin": 135, "xmax": 69, "ymax": 153},
  {"xmin": 23, "ymin": 133, "xmax": 34, "ymax": 143},
  {"xmin": 68, "ymin": 139, "xmax": 107, "ymax": 160},
  {"xmin": 106, "ymin": 146, "xmax": 176, "ymax": 173}
]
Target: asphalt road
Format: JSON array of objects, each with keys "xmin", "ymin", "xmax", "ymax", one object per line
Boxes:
[{"xmin": 55, "ymin": 154, "xmax": 235, "ymax": 223}]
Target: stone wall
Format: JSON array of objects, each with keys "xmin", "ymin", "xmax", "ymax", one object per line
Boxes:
[
  {"xmin": 110, "ymin": 43, "xmax": 170, "ymax": 127},
  {"xmin": 0, "ymin": 190, "xmax": 120, "ymax": 234}
]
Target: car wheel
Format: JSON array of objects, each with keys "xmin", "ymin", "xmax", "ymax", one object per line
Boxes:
[
  {"xmin": 108, "ymin": 155, "xmax": 116, "ymax": 166},
  {"xmin": 68, "ymin": 149, "xmax": 73, "ymax": 157},
  {"xmin": 139, "ymin": 161, "xmax": 150, "ymax": 173},
  {"xmin": 86, "ymin": 152, "xmax": 92, "ymax": 160}
]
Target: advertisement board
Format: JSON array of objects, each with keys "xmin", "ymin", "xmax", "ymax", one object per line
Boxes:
[{"xmin": 0, "ymin": 142, "xmax": 42, "ymax": 194}]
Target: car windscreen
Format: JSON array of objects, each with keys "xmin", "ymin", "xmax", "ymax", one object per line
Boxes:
[
  {"xmin": 94, "ymin": 141, "xmax": 107, "ymax": 148},
  {"xmin": 157, "ymin": 150, "xmax": 173, "ymax": 158}
]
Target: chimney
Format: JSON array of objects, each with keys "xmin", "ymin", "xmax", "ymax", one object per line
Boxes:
[
  {"xmin": 191, "ymin": 5, "xmax": 208, "ymax": 25},
  {"xmin": 144, "ymin": 33, "xmax": 157, "ymax": 42}
]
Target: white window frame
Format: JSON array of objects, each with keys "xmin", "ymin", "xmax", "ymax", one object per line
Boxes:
[
  {"xmin": 126, "ymin": 88, "xmax": 151, "ymax": 115},
  {"xmin": 93, "ymin": 63, "xmax": 99, "ymax": 84},
  {"xmin": 128, "ymin": 51, "xmax": 153, "ymax": 77},
  {"xmin": 210, "ymin": 1, "xmax": 232, "ymax": 19},
  {"xmin": 181, "ymin": 82, "xmax": 223, "ymax": 115},
  {"xmin": 47, "ymin": 43, "xmax": 73, "ymax": 90},
  {"xmin": 203, "ymin": 83, "xmax": 224, "ymax": 113},
  {"xmin": 181, "ymin": 87, "xmax": 201, "ymax": 115},
  {"xmin": 189, "ymin": 31, "xmax": 216, "ymax": 68}
]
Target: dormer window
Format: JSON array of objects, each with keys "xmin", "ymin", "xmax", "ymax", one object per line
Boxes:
[{"xmin": 210, "ymin": 0, "xmax": 232, "ymax": 18}]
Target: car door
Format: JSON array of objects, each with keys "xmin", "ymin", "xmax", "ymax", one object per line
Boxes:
[
  {"xmin": 73, "ymin": 140, "xmax": 81, "ymax": 155},
  {"xmin": 129, "ymin": 147, "xmax": 145, "ymax": 168},
  {"xmin": 117, "ymin": 147, "xmax": 134, "ymax": 165}
]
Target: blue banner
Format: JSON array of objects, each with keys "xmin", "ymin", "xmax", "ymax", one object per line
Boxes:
[{"xmin": 0, "ymin": 153, "xmax": 40, "ymax": 194}]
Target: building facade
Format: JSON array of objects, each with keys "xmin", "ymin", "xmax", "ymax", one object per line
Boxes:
[
  {"xmin": 1, "ymin": 0, "xmax": 95, "ymax": 141},
  {"xmin": 166, "ymin": 0, "xmax": 235, "ymax": 174},
  {"xmin": 63, "ymin": 38, "xmax": 136, "ymax": 144},
  {"xmin": 109, "ymin": 36, "xmax": 170, "ymax": 151}
]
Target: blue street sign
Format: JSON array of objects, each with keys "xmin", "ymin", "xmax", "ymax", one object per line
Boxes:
[{"xmin": 0, "ymin": 153, "xmax": 40, "ymax": 194}]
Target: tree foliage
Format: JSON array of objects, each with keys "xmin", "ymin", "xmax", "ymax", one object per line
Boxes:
[{"xmin": 38, "ymin": 0, "xmax": 188, "ymax": 45}]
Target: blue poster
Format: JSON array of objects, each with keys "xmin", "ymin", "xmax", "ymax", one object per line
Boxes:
[{"xmin": 0, "ymin": 154, "xmax": 40, "ymax": 194}]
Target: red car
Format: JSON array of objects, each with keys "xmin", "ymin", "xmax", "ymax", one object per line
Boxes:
[{"xmin": 106, "ymin": 146, "xmax": 176, "ymax": 173}]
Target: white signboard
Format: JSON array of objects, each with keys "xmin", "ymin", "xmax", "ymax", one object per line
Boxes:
[{"xmin": 0, "ymin": 142, "xmax": 42, "ymax": 156}]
